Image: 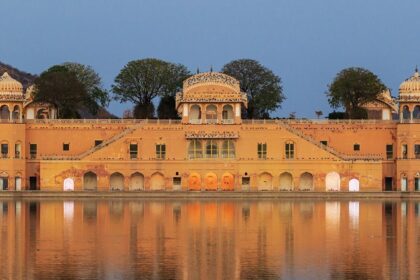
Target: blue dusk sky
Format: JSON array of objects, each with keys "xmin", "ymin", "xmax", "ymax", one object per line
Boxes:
[{"xmin": 1, "ymin": 0, "xmax": 419, "ymax": 118}]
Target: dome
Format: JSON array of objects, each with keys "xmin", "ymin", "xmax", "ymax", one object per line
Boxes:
[
  {"xmin": 183, "ymin": 72, "xmax": 240, "ymax": 93},
  {"xmin": 0, "ymin": 72, "xmax": 23, "ymax": 94},
  {"xmin": 399, "ymin": 68, "xmax": 420, "ymax": 95}
]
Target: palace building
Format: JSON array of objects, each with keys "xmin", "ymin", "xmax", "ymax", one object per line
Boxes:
[{"xmin": 1, "ymin": 69, "xmax": 420, "ymax": 192}]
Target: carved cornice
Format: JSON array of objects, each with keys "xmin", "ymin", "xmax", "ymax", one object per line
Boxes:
[{"xmin": 185, "ymin": 131, "xmax": 239, "ymax": 139}]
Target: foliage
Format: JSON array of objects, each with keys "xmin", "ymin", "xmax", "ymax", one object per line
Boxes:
[
  {"xmin": 326, "ymin": 67, "xmax": 386, "ymax": 119},
  {"xmin": 157, "ymin": 95, "xmax": 180, "ymax": 119},
  {"xmin": 62, "ymin": 62, "xmax": 110, "ymax": 114},
  {"xmin": 112, "ymin": 58, "xmax": 190, "ymax": 118},
  {"xmin": 33, "ymin": 66, "xmax": 88, "ymax": 118},
  {"xmin": 327, "ymin": 111, "xmax": 348, "ymax": 119},
  {"xmin": 222, "ymin": 59, "xmax": 284, "ymax": 119}
]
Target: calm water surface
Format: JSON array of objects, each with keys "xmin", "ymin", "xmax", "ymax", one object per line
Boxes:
[{"xmin": 0, "ymin": 199, "xmax": 419, "ymax": 280}]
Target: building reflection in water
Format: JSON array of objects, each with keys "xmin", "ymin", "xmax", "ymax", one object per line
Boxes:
[{"xmin": 0, "ymin": 199, "xmax": 419, "ymax": 279}]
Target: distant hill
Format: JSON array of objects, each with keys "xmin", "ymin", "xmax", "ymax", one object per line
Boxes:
[
  {"xmin": 0, "ymin": 61, "xmax": 37, "ymax": 90},
  {"xmin": 0, "ymin": 61, "xmax": 117, "ymax": 119}
]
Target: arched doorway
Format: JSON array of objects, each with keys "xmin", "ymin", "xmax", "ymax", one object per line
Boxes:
[
  {"xmin": 205, "ymin": 105, "xmax": 217, "ymax": 123},
  {"xmin": 0, "ymin": 105, "xmax": 10, "ymax": 120},
  {"xmin": 110, "ymin": 172, "xmax": 124, "ymax": 191},
  {"xmin": 326, "ymin": 172, "xmax": 340, "ymax": 191},
  {"xmin": 12, "ymin": 105, "xmax": 20, "ymax": 120},
  {"xmin": 15, "ymin": 177, "xmax": 22, "ymax": 191},
  {"xmin": 150, "ymin": 172, "xmax": 165, "ymax": 190},
  {"xmin": 299, "ymin": 172, "xmax": 314, "ymax": 191},
  {"xmin": 188, "ymin": 173, "xmax": 201, "ymax": 191},
  {"xmin": 63, "ymin": 178, "xmax": 74, "ymax": 191},
  {"xmin": 279, "ymin": 172, "xmax": 293, "ymax": 191},
  {"xmin": 189, "ymin": 105, "xmax": 201, "ymax": 123},
  {"xmin": 83, "ymin": 172, "xmax": 97, "ymax": 191},
  {"xmin": 205, "ymin": 172, "xmax": 218, "ymax": 191},
  {"xmin": 221, "ymin": 173, "xmax": 234, "ymax": 191},
  {"xmin": 222, "ymin": 105, "xmax": 234, "ymax": 123},
  {"xmin": 0, "ymin": 173, "xmax": 8, "ymax": 190},
  {"xmin": 402, "ymin": 105, "xmax": 410, "ymax": 120},
  {"xmin": 258, "ymin": 172, "xmax": 273, "ymax": 191},
  {"xmin": 130, "ymin": 172, "xmax": 144, "ymax": 191},
  {"xmin": 349, "ymin": 178, "xmax": 360, "ymax": 192},
  {"xmin": 414, "ymin": 106, "xmax": 420, "ymax": 119}
]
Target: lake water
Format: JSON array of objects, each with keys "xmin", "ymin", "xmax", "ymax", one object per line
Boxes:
[{"xmin": 0, "ymin": 199, "xmax": 419, "ymax": 280}]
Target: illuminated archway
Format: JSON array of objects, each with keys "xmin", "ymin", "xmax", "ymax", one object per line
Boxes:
[
  {"xmin": 326, "ymin": 172, "xmax": 340, "ymax": 191},
  {"xmin": 63, "ymin": 178, "xmax": 74, "ymax": 191},
  {"xmin": 349, "ymin": 178, "xmax": 360, "ymax": 192},
  {"xmin": 221, "ymin": 172, "xmax": 234, "ymax": 191},
  {"xmin": 205, "ymin": 172, "xmax": 218, "ymax": 191},
  {"xmin": 188, "ymin": 173, "xmax": 201, "ymax": 191}
]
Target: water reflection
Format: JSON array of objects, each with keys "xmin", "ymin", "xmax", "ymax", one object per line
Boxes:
[{"xmin": 0, "ymin": 199, "xmax": 419, "ymax": 280}]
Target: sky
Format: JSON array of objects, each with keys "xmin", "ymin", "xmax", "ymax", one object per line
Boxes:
[{"xmin": 1, "ymin": 0, "xmax": 419, "ymax": 118}]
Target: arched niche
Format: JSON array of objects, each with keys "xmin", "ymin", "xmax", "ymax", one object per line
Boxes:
[
  {"xmin": 279, "ymin": 172, "xmax": 293, "ymax": 191},
  {"xmin": 130, "ymin": 172, "xmax": 144, "ymax": 191},
  {"xmin": 205, "ymin": 172, "xmax": 218, "ymax": 191},
  {"xmin": 83, "ymin": 171, "xmax": 97, "ymax": 191},
  {"xmin": 150, "ymin": 172, "xmax": 165, "ymax": 190},
  {"xmin": 326, "ymin": 172, "xmax": 340, "ymax": 191},
  {"xmin": 258, "ymin": 172, "xmax": 273, "ymax": 191},
  {"xmin": 188, "ymin": 173, "xmax": 201, "ymax": 191},
  {"xmin": 222, "ymin": 104, "xmax": 234, "ymax": 123},
  {"xmin": 299, "ymin": 172, "xmax": 314, "ymax": 191},
  {"xmin": 189, "ymin": 105, "xmax": 201, "ymax": 123},
  {"xmin": 221, "ymin": 172, "xmax": 234, "ymax": 191},
  {"xmin": 205, "ymin": 105, "xmax": 217, "ymax": 123},
  {"xmin": 63, "ymin": 177, "xmax": 75, "ymax": 191},
  {"xmin": 349, "ymin": 178, "xmax": 360, "ymax": 192},
  {"xmin": 110, "ymin": 172, "xmax": 124, "ymax": 191},
  {"xmin": 0, "ymin": 105, "xmax": 10, "ymax": 120}
]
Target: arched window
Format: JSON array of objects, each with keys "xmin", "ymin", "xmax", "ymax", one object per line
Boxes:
[
  {"xmin": 205, "ymin": 105, "xmax": 217, "ymax": 123},
  {"xmin": 222, "ymin": 105, "xmax": 234, "ymax": 123},
  {"xmin": 15, "ymin": 142, "xmax": 21, "ymax": 159},
  {"xmin": 206, "ymin": 140, "xmax": 218, "ymax": 158},
  {"xmin": 189, "ymin": 105, "xmax": 201, "ymax": 124},
  {"xmin": 414, "ymin": 106, "xmax": 420, "ymax": 119},
  {"xmin": 36, "ymin": 108, "xmax": 50, "ymax": 119},
  {"xmin": 12, "ymin": 105, "xmax": 20, "ymax": 120},
  {"xmin": 0, "ymin": 105, "xmax": 10, "ymax": 120},
  {"xmin": 188, "ymin": 140, "xmax": 203, "ymax": 159},
  {"xmin": 1, "ymin": 141, "xmax": 8, "ymax": 158},
  {"xmin": 402, "ymin": 105, "xmax": 410, "ymax": 120},
  {"xmin": 221, "ymin": 140, "xmax": 235, "ymax": 158}
]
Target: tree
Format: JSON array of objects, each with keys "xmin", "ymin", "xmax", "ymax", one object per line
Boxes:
[
  {"xmin": 315, "ymin": 110, "xmax": 323, "ymax": 119},
  {"xmin": 62, "ymin": 62, "xmax": 110, "ymax": 114},
  {"xmin": 157, "ymin": 95, "xmax": 180, "ymax": 119},
  {"xmin": 326, "ymin": 67, "xmax": 387, "ymax": 119},
  {"xmin": 33, "ymin": 66, "xmax": 88, "ymax": 118},
  {"xmin": 112, "ymin": 58, "xmax": 190, "ymax": 118},
  {"xmin": 222, "ymin": 59, "xmax": 284, "ymax": 119}
]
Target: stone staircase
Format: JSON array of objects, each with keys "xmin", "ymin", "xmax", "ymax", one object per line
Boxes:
[
  {"xmin": 76, "ymin": 125, "xmax": 140, "ymax": 160},
  {"xmin": 41, "ymin": 124, "xmax": 140, "ymax": 161},
  {"xmin": 278, "ymin": 121, "xmax": 382, "ymax": 161}
]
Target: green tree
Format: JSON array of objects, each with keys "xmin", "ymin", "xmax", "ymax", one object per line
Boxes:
[
  {"xmin": 62, "ymin": 62, "xmax": 110, "ymax": 114},
  {"xmin": 33, "ymin": 66, "xmax": 89, "ymax": 118},
  {"xmin": 157, "ymin": 95, "xmax": 180, "ymax": 119},
  {"xmin": 222, "ymin": 59, "xmax": 284, "ymax": 119},
  {"xmin": 112, "ymin": 58, "xmax": 190, "ymax": 118},
  {"xmin": 326, "ymin": 67, "xmax": 387, "ymax": 119}
]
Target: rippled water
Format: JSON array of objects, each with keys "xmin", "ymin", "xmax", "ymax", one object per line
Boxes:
[{"xmin": 0, "ymin": 199, "xmax": 419, "ymax": 280}]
